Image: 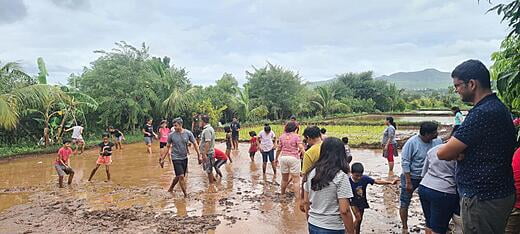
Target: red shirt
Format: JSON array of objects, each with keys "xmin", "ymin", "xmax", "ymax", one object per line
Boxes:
[
  {"xmin": 249, "ymin": 137, "xmax": 258, "ymax": 153},
  {"xmin": 214, "ymin": 148, "xmax": 227, "ymax": 160},
  {"xmin": 56, "ymin": 147, "xmax": 72, "ymax": 165},
  {"xmin": 512, "ymin": 148, "xmax": 520, "ymax": 208}
]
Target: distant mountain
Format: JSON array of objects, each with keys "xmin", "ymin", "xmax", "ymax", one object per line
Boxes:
[
  {"xmin": 307, "ymin": 68, "xmax": 452, "ymax": 90},
  {"xmin": 374, "ymin": 68, "xmax": 452, "ymax": 90}
]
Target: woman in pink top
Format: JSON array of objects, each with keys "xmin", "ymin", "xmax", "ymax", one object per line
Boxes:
[
  {"xmin": 158, "ymin": 120, "xmax": 171, "ymax": 157},
  {"xmin": 275, "ymin": 121, "xmax": 305, "ymax": 195},
  {"xmin": 506, "ymin": 147, "xmax": 520, "ymax": 233}
]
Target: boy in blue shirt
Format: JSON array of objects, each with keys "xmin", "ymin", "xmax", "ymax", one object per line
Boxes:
[{"xmin": 350, "ymin": 162, "xmax": 397, "ymax": 234}]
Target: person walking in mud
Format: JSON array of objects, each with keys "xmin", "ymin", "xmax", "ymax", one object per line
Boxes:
[
  {"xmin": 142, "ymin": 118, "xmax": 158, "ymax": 155},
  {"xmin": 300, "ymin": 126, "xmax": 322, "ymax": 213},
  {"xmin": 275, "ymin": 121, "xmax": 305, "ymax": 195},
  {"xmin": 400, "ymin": 122, "xmax": 442, "ymax": 234},
  {"xmin": 381, "ymin": 117, "xmax": 398, "ymax": 174},
  {"xmin": 54, "ymin": 139, "xmax": 75, "ymax": 188},
  {"xmin": 65, "ymin": 121, "xmax": 85, "ymax": 155},
  {"xmin": 198, "ymin": 115, "xmax": 217, "ymax": 185},
  {"xmin": 159, "ymin": 118, "xmax": 200, "ymax": 197},
  {"xmin": 258, "ymin": 124, "xmax": 276, "ymax": 175},
  {"xmin": 88, "ymin": 133, "xmax": 115, "ymax": 182},
  {"xmin": 191, "ymin": 113, "xmax": 202, "ymax": 144},
  {"xmin": 230, "ymin": 117, "xmax": 241, "ymax": 150},
  {"xmin": 438, "ymin": 60, "xmax": 517, "ymax": 234}
]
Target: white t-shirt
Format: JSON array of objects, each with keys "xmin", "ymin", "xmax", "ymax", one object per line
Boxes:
[
  {"xmin": 258, "ymin": 130, "xmax": 276, "ymax": 152},
  {"xmin": 71, "ymin": 126, "xmax": 83, "ymax": 139}
]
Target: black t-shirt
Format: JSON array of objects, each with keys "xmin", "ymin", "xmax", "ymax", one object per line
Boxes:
[
  {"xmin": 230, "ymin": 121, "xmax": 240, "ymax": 133},
  {"xmin": 349, "ymin": 176, "xmax": 375, "ymax": 209},
  {"xmin": 98, "ymin": 142, "xmax": 115, "ymax": 156},
  {"xmin": 143, "ymin": 124, "xmax": 154, "ymax": 137},
  {"xmin": 110, "ymin": 129, "xmax": 122, "ymax": 137}
]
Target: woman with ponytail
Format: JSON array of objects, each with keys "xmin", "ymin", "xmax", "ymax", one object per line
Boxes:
[{"xmin": 382, "ymin": 116, "xmax": 398, "ymax": 173}]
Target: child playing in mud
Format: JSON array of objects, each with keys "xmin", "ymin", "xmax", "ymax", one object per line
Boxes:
[
  {"xmin": 142, "ymin": 118, "xmax": 158, "ymax": 154},
  {"xmin": 214, "ymin": 148, "xmax": 228, "ymax": 178},
  {"xmin": 55, "ymin": 139, "xmax": 75, "ymax": 188},
  {"xmin": 342, "ymin": 136, "xmax": 353, "ymax": 163},
  {"xmin": 248, "ymin": 131, "xmax": 258, "ymax": 162},
  {"xmin": 349, "ymin": 162, "xmax": 398, "ymax": 234},
  {"xmin": 224, "ymin": 126, "xmax": 233, "ymax": 163},
  {"xmin": 65, "ymin": 122, "xmax": 85, "ymax": 155},
  {"xmin": 158, "ymin": 120, "xmax": 171, "ymax": 158},
  {"xmin": 108, "ymin": 126, "xmax": 125, "ymax": 150},
  {"xmin": 88, "ymin": 133, "xmax": 115, "ymax": 182}
]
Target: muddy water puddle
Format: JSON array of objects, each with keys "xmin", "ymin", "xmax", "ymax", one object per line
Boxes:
[{"xmin": 0, "ymin": 143, "xmax": 424, "ymax": 233}]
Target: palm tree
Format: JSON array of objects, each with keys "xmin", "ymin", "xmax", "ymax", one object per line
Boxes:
[
  {"xmin": 311, "ymin": 85, "xmax": 349, "ymax": 116},
  {"xmin": 235, "ymin": 86, "xmax": 251, "ymax": 121},
  {"xmin": 162, "ymin": 87, "xmax": 199, "ymax": 118}
]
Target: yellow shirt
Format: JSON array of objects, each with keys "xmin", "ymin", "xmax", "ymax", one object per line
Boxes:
[{"xmin": 302, "ymin": 142, "xmax": 322, "ymax": 174}]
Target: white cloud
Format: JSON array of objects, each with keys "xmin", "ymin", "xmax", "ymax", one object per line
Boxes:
[{"xmin": 0, "ymin": 0, "xmax": 510, "ymax": 85}]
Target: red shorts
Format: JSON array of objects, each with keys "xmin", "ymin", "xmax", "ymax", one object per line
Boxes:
[
  {"xmin": 386, "ymin": 144, "xmax": 394, "ymax": 163},
  {"xmin": 96, "ymin": 155, "xmax": 112, "ymax": 165}
]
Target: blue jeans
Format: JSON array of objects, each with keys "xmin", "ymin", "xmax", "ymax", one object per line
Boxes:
[
  {"xmin": 418, "ymin": 185, "xmax": 459, "ymax": 234},
  {"xmin": 308, "ymin": 223, "xmax": 344, "ymax": 234},
  {"xmin": 261, "ymin": 149, "xmax": 275, "ymax": 163},
  {"xmin": 400, "ymin": 174, "xmax": 421, "ymax": 209}
]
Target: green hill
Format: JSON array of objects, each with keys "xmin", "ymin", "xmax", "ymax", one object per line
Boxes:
[
  {"xmin": 374, "ymin": 68, "xmax": 451, "ymax": 90},
  {"xmin": 307, "ymin": 68, "xmax": 452, "ymax": 90}
]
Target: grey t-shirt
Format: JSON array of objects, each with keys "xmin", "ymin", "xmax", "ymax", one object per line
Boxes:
[
  {"xmin": 304, "ymin": 169, "xmax": 353, "ymax": 230},
  {"xmin": 401, "ymin": 135, "xmax": 443, "ymax": 179},
  {"xmin": 199, "ymin": 124, "xmax": 215, "ymax": 155},
  {"xmin": 167, "ymin": 130, "xmax": 196, "ymax": 160},
  {"xmin": 420, "ymin": 144, "xmax": 457, "ymax": 194},
  {"xmin": 382, "ymin": 125, "xmax": 397, "ymax": 145}
]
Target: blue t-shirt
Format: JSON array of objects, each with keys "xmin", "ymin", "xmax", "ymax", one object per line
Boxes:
[
  {"xmin": 401, "ymin": 135, "xmax": 443, "ymax": 179},
  {"xmin": 349, "ymin": 175, "xmax": 375, "ymax": 209},
  {"xmin": 453, "ymin": 94, "xmax": 516, "ymax": 200}
]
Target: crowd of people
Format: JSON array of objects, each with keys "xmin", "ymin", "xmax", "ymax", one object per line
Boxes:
[{"xmin": 53, "ymin": 59, "xmax": 520, "ymax": 234}]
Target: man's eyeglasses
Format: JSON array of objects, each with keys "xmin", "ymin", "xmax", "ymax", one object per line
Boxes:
[{"xmin": 454, "ymin": 81, "xmax": 468, "ymax": 89}]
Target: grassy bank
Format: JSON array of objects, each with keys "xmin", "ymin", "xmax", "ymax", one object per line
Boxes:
[
  {"xmin": 215, "ymin": 124, "xmax": 385, "ymax": 146},
  {"xmin": 0, "ymin": 132, "xmax": 144, "ymax": 158}
]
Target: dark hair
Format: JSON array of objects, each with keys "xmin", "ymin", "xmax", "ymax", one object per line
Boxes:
[
  {"xmin": 224, "ymin": 126, "xmax": 231, "ymax": 133},
  {"xmin": 451, "ymin": 106, "xmax": 462, "ymax": 114},
  {"xmin": 419, "ymin": 121, "xmax": 439, "ymax": 136},
  {"xmin": 309, "ymin": 137, "xmax": 350, "ymax": 191},
  {"xmin": 351, "ymin": 162, "xmax": 364, "ymax": 174},
  {"xmin": 63, "ymin": 139, "xmax": 71, "ymax": 144},
  {"xmin": 341, "ymin": 137, "xmax": 349, "ymax": 144},
  {"xmin": 303, "ymin": 126, "xmax": 321, "ymax": 139},
  {"xmin": 102, "ymin": 133, "xmax": 110, "ymax": 138},
  {"xmin": 386, "ymin": 116, "xmax": 397, "ymax": 130},
  {"xmin": 147, "ymin": 118, "xmax": 153, "ymax": 122},
  {"xmin": 264, "ymin": 124, "xmax": 271, "ymax": 133},
  {"xmin": 285, "ymin": 121, "xmax": 298, "ymax": 133},
  {"xmin": 172, "ymin": 117, "xmax": 183, "ymax": 125},
  {"xmin": 108, "ymin": 125, "xmax": 114, "ymax": 129},
  {"xmin": 160, "ymin": 120, "xmax": 168, "ymax": 125},
  {"xmin": 320, "ymin": 128, "xmax": 327, "ymax": 134},
  {"xmin": 290, "ymin": 115, "xmax": 297, "ymax": 120},
  {"xmin": 200, "ymin": 115, "xmax": 210, "ymax": 124},
  {"xmin": 249, "ymin": 131, "xmax": 256, "ymax": 137},
  {"xmin": 451, "ymin": 59, "xmax": 491, "ymax": 89},
  {"xmin": 77, "ymin": 121, "xmax": 82, "ymax": 126}
]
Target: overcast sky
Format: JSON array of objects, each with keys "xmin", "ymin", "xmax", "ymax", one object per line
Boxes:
[{"xmin": 0, "ymin": 0, "xmax": 509, "ymax": 85}]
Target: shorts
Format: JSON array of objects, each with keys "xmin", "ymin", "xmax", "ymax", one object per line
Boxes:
[
  {"xmin": 400, "ymin": 174, "xmax": 421, "ymax": 209},
  {"xmin": 55, "ymin": 164, "xmax": 74, "ymax": 176},
  {"xmin": 202, "ymin": 153, "xmax": 215, "ymax": 173},
  {"xmin": 172, "ymin": 159, "xmax": 188, "ymax": 176},
  {"xmin": 72, "ymin": 138, "xmax": 84, "ymax": 144},
  {"xmin": 280, "ymin": 156, "xmax": 301, "ymax": 174},
  {"xmin": 308, "ymin": 223, "xmax": 344, "ymax": 234},
  {"xmin": 232, "ymin": 132, "xmax": 239, "ymax": 140},
  {"xmin": 215, "ymin": 159, "xmax": 227, "ymax": 169},
  {"xmin": 160, "ymin": 142, "xmax": 167, "ymax": 148},
  {"xmin": 115, "ymin": 136, "xmax": 123, "ymax": 142},
  {"xmin": 144, "ymin": 136, "xmax": 153, "ymax": 145},
  {"xmin": 96, "ymin": 155, "xmax": 112, "ymax": 165},
  {"xmin": 262, "ymin": 150, "xmax": 275, "ymax": 163},
  {"xmin": 249, "ymin": 152, "xmax": 256, "ymax": 158},
  {"xmin": 418, "ymin": 185, "xmax": 459, "ymax": 233},
  {"xmin": 193, "ymin": 130, "xmax": 202, "ymax": 139}
]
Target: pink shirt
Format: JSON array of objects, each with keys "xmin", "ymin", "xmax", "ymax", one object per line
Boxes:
[
  {"xmin": 279, "ymin": 132, "xmax": 302, "ymax": 158},
  {"xmin": 159, "ymin": 128, "xmax": 171, "ymax": 143},
  {"xmin": 56, "ymin": 147, "xmax": 72, "ymax": 165},
  {"xmin": 512, "ymin": 148, "xmax": 520, "ymax": 209}
]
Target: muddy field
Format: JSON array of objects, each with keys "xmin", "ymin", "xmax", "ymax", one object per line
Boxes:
[{"xmin": 0, "ymin": 142, "xmax": 425, "ymax": 233}]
